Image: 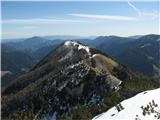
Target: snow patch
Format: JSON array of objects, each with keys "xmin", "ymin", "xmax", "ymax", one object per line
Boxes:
[
  {"xmin": 90, "ymin": 54, "xmax": 98, "ymax": 59},
  {"xmin": 59, "ymin": 48, "xmax": 73, "ymax": 62},
  {"xmin": 93, "ymin": 88, "xmax": 160, "ymax": 120},
  {"xmin": 146, "ymin": 55, "xmax": 154, "ymax": 60},
  {"xmin": 140, "ymin": 43, "xmax": 152, "ymax": 48},
  {"xmin": 43, "ymin": 112, "xmax": 56, "ymax": 120},
  {"xmin": 68, "ymin": 61, "xmax": 82, "ymax": 69},
  {"xmin": 89, "ymin": 94, "xmax": 100, "ymax": 104},
  {"xmin": 156, "ymin": 37, "xmax": 160, "ymax": 42},
  {"xmin": 64, "ymin": 40, "xmax": 91, "ymax": 55},
  {"xmin": 106, "ymin": 74, "xmax": 122, "ymax": 90},
  {"xmin": 78, "ymin": 44, "xmax": 90, "ymax": 54},
  {"xmin": 92, "ymin": 54, "xmax": 98, "ymax": 58},
  {"xmin": 64, "ymin": 40, "xmax": 77, "ymax": 46}
]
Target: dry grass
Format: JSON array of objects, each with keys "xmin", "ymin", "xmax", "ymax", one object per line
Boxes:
[{"xmin": 91, "ymin": 54, "xmax": 118, "ymax": 74}]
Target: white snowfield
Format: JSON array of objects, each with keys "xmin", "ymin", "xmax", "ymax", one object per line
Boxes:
[{"xmin": 93, "ymin": 88, "xmax": 160, "ymax": 120}]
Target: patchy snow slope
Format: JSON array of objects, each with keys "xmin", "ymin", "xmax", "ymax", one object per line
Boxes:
[{"xmin": 93, "ymin": 88, "xmax": 160, "ymax": 120}]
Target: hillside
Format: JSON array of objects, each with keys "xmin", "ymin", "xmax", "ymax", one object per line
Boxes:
[
  {"xmin": 93, "ymin": 34, "xmax": 160, "ymax": 80},
  {"xmin": 93, "ymin": 88, "xmax": 160, "ymax": 120},
  {"xmin": 1, "ymin": 38, "xmax": 63, "ymax": 87},
  {"xmin": 1, "ymin": 44, "xmax": 37, "ymax": 87},
  {"xmin": 2, "ymin": 34, "xmax": 159, "ymax": 86},
  {"xmin": 2, "ymin": 41, "xmax": 159, "ymax": 120}
]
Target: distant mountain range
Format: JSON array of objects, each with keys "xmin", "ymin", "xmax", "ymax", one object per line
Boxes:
[
  {"xmin": 2, "ymin": 35, "xmax": 96, "ymax": 43},
  {"xmin": 2, "ymin": 40, "xmax": 159, "ymax": 120},
  {"xmin": 92, "ymin": 34, "xmax": 160, "ymax": 80},
  {"xmin": 1, "ymin": 34, "xmax": 160, "ymax": 88},
  {"xmin": 42, "ymin": 35, "xmax": 96, "ymax": 40},
  {"xmin": 1, "ymin": 44, "xmax": 37, "ymax": 87},
  {"xmin": 1, "ymin": 37, "xmax": 64, "ymax": 87}
]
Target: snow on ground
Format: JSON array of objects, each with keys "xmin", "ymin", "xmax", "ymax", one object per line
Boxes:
[
  {"xmin": 77, "ymin": 43, "xmax": 90, "ymax": 54},
  {"xmin": 140, "ymin": 43, "xmax": 152, "ymax": 48},
  {"xmin": 89, "ymin": 54, "xmax": 98, "ymax": 59},
  {"xmin": 64, "ymin": 40, "xmax": 77, "ymax": 46},
  {"xmin": 59, "ymin": 48, "xmax": 73, "ymax": 62},
  {"xmin": 1, "ymin": 70, "xmax": 12, "ymax": 77},
  {"xmin": 68, "ymin": 61, "xmax": 82, "ymax": 69},
  {"xmin": 89, "ymin": 94, "xmax": 100, "ymax": 104},
  {"xmin": 93, "ymin": 88, "xmax": 160, "ymax": 120},
  {"xmin": 157, "ymin": 38, "xmax": 160, "ymax": 42},
  {"xmin": 42, "ymin": 112, "xmax": 56, "ymax": 120},
  {"xmin": 146, "ymin": 55, "xmax": 154, "ymax": 60},
  {"xmin": 64, "ymin": 40, "xmax": 91, "ymax": 55}
]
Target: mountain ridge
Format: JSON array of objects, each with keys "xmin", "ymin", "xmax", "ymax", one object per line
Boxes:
[
  {"xmin": 2, "ymin": 34, "xmax": 159, "ymax": 88},
  {"xmin": 2, "ymin": 40, "xmax": 159, "ymax": 120}
]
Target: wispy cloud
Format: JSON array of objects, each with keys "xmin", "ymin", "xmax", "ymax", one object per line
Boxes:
[
  {"xmin": 128, "ymin": 1, "xmax": 141, "ymax": 16},
  {"xmin": 141, "ymin": 11, "xmax": 159, "ymax": 19},
  {"xmin": 2, "ymin": 18, "xmax": 87, "ymax": 24},
  {"xmin": 69, "ymin": 13, "xmax": 138, "ymax": 21},
  {"xmin": 127, "ymin": 1, "xmax": 158, "ymax": 19}
]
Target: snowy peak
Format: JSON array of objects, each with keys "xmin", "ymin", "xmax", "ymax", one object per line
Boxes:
[
  {"xmin": 64, "ymin": 40, "xmax": 78, "ymax": 46},
  {"xmin": 93, "ymin": 88, "xmax": 160, "ymax": 120},
  {"xmin": 64, "ymin": 40, "xmax": 91, "ymax": 55}
]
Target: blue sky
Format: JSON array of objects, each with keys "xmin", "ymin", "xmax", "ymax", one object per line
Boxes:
[{"xmin": 2, "ymin": 1, "xmax": 159, "ymax": 39}]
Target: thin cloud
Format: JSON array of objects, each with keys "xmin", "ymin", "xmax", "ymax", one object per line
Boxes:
[
  {"xmin": 127, "ymin": 1, "xmax": 158, "ymax": 19},
  {"xmin": 141, "ymin": 11, "xmax": 159, "ymax": 19},
  {"xmin": 128, "ymin": 1, "xmax": 141, "ymax": 16},
  {"xmin": 69, "ymin": 13, "xmax": 138, "ymax": 21},
  {"xmin": 2, "ymin": 18, "xmax": 87, "ymax": 24}
]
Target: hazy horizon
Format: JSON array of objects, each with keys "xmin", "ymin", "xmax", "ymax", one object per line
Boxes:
[
  {"xmin": 2, "ymin": 1, "xmax": 159, "ymax": 39},
  {"xmin": 3, "ymin": 33, "xmax": 160, "ymax": 41}
]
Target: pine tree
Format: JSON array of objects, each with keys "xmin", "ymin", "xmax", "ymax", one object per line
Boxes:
[
  {"xmin": 141, "ymin": 100, "xmax": 160, "ymax": 119},
  {"xmin": 116, "ymin": 103, "xmax": 124, "ymax": 112}
]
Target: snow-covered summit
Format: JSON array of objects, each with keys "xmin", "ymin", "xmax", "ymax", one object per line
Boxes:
[
  {"xmin": 93, "ymin": 88, "xmax": 160, "ymax": 120},
  {"xmin": 64, "ymin": 40, "xmax": 91, "ymax": 55},
  {"xmin": 64, "ymin": 40, "xmax": 78, "ymax": 46}
]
